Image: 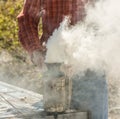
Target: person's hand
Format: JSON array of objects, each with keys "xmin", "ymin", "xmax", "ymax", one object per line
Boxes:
[{"xmin": 30, "ymin": 49, "xmax": 45, "ymax": 68}]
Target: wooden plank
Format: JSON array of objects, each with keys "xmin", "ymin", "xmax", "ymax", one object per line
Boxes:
[
  {"xmin": 46, "ymin": 112, "xmax": 88, "ymax": 119},
  {"xmin": 58, "ymin": 112, "xmax": 88, "ymax": 119},
  {"xmin": 0, "ymin": 82, "xmax": 89, "ymax": 119},
  {"xmin": 0, "ymin": 81, "xmax": 44, "ymax": 119}
]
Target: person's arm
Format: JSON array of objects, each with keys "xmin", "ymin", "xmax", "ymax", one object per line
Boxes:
[
  {"xmin": 17, "ymin": 0, "xmax": 44, "ymax": 54},
  {"xmin": 17, "ymin": 0, "xmax": 46, "ymax": 68}
]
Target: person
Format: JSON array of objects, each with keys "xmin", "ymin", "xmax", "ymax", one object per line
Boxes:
[
  {"xmin": 17, "ymin": 0, "xmax": 108, "ymax": 119},
  {"xmin": 17, "ymin": 0, "xmax": 87, "ymax": 67}
]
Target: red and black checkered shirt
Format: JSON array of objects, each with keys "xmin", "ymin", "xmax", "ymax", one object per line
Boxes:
[{"xmin": 17, "ymin": 0, "xmax": 89, "ymax": 53}]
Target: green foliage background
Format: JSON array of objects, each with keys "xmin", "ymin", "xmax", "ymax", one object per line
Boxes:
[
  {"xmin": 0, "ymin": 0, "xmax": 24, "ymax": 53},
  {"xmin": 0, "ymin": 0, "xmax": 42, "ymax": 56}
]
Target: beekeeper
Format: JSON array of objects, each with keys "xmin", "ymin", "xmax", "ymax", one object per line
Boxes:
[{"xmin": 17, "ymin": 0, "xmax": 108, "ymax": 119}]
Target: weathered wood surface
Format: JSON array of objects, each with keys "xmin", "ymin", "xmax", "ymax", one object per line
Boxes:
[
  {"xmin": 0, "ymin": 81, "xmax": 44, "ymax": 119},
  {"xmin": 46, "ymin": 112, "xmax": 88, "ymax": 119},
  {"xmin": 0, "ymin": 81, "xmax": 88, "ymax": 119}
]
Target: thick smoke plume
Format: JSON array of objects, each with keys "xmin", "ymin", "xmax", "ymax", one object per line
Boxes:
[{"xmin": 45, "ymin": 0, "xmax": 120, "ymax": 79}]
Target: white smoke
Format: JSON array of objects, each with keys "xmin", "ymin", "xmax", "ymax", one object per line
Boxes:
[{"xmin": 45, "ymin": 0, "xmax": 120, "ymax": 78}]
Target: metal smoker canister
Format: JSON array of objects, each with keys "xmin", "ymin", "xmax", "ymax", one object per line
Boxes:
[{"xmin": 43, "ymin": 63, "xmax": 72, "ymax": 112}]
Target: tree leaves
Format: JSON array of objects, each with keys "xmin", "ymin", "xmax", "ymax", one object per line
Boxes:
[{"xmin": 0, "ymin": 0, "xmax": 23, "ymax": 52}]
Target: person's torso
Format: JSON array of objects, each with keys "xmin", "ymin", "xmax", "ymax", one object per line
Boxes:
[{"xmin": 40, "ymin": 0, "xmax": 87, "ymax": 43}]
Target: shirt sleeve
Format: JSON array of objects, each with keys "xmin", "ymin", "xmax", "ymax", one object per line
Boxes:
[{"xmin": 17, "ymin": 0, "xmax": 44, "ymax": 54}]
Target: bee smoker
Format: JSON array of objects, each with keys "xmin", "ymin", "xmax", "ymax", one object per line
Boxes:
[
  {"xmin": 42, "ymin": 63, "xmax": 72, "ymax": 112},
  {"xmin": 42, "ymin": 63, "xmax": 89, "ymax": 119},
  {"xmin": 41, "ymin": 61, "xmax": 108, "ymax": 119}
]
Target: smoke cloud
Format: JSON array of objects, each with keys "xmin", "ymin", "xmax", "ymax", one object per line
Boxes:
[{"xmin": 45, "ymin": 0, "xmax": 120, "ymax": 79}]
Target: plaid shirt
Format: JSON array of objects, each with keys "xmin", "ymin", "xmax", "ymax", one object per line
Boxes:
[{"xmin": 17, "ymin": 0, "xmax": 89, "ymax": 53}]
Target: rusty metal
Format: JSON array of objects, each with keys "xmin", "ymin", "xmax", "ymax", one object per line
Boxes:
[
  {"xmin": 43, "ymin": 76, "xmax": 72, "ymax": 112},
  {"xmin": 43, "ymin": 63, "xmax": 73, "ymax": 113}
]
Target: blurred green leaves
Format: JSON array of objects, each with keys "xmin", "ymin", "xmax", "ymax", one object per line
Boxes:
[
  {"xmin": 0, "ymin": 0, "xmax": 42, "ymax": 55},
  {"xmin": 0, "ymin": 0, "xmax": 23, "ymax": 52}
]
